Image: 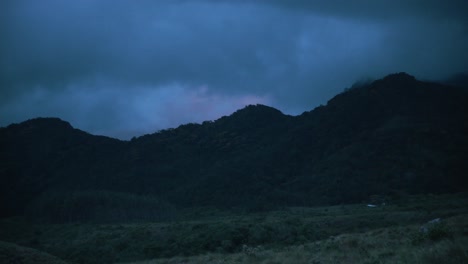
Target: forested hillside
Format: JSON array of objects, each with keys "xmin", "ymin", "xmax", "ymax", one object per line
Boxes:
[{"xmin": 1, "ymin": 73, "xmax": 467, "ymax": 222}]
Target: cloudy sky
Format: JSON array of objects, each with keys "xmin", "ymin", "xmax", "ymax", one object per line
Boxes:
[{"xmin": 1, "ymin": 0, "xmax": 467, "ymax": 139}]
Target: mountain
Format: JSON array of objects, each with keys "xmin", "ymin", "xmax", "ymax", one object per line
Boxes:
[
  {"xmin": 441, "ymin": 72, "xmax": 468, "ymax": 89},
  {"xmin": 1, "ymin": 72, "xmax": 467, "ymax": 221}
]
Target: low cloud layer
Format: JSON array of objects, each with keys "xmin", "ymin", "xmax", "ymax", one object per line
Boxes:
[{"xmin": 1, "ymin": 0, "xmax": 467, "ymax": 139}]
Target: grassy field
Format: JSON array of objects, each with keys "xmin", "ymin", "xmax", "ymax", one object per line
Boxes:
[
  {"xmin": 128, "ymin": 215, "xmax": 468, "ymax": 264},
  {"xmin": 1, "ymin": 193, "xmax": 467, "ymax": 263},
  {"xmin": 0, "ymin": 241, "xmax": 68, "ymax": 264}
]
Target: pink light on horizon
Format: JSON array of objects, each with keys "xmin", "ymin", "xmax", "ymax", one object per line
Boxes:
[
  {"xmin": 117, "ymin": 83, "xmax": 273, "ymax": 138},
  {"xmin": 169, "ymin": 84, "xmax": 272, "ymax": 123}
]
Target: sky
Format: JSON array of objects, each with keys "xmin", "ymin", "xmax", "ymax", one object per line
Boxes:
[{"xmin": 1, "ymin": 0, "xmax": 467, "ymax": 139}]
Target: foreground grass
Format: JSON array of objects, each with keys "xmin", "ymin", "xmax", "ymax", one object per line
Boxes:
[
  {"xmin": 0, "ymin": 193, "xmax": 467, "ymax": 263},
  {"xmin": 0, "ymin": 241, "xmax": 68, "ymax": 264},
  {"xmin": 127, "ymin": 213, "xmax": 468, "ymax": 264}
]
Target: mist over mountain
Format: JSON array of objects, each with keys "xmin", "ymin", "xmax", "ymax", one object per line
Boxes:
[
  {"xmin": 441, "ymin": 72, "xmax": 468, "ymax": 89},
  {"xmin": 1, "ymin": 73, "xmax": 467, "ymax": 221}
]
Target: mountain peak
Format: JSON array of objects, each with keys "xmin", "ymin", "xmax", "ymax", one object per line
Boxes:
[
  {"xmin": 381, "ymin": 72, "xmax": 416, "ymax": 83},
  {"xmin": 1, "ymin": 73, "xmax": 468, "ymax": 219},
  {"xmin": 213, "ymin": 104, "xmax": 287, "ymax": 129},
  {"xmin": 7, "ymin": 117, "xmax": 73, "ymax": 130},
  {"xmin": 236, "ymin": 104, "xmax": 282, "ymax": 114}
]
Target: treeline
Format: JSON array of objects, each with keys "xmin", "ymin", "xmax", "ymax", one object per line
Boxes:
[
  {"xmin": 24, "ymin": 190, "xmax": 176, "ymax": 223},
  {"xmin": 1, "ymin": 73, "xmax": 468, "ymax": 220}
]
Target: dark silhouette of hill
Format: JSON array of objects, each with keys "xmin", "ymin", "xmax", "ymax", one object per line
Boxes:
[
  {"xmin": 441, "ymin": 72, "xmax": 468, "ymax": 89},
  {"xmin": 1, "ymin": 73, "xmax": 467, "ymax": 221}
]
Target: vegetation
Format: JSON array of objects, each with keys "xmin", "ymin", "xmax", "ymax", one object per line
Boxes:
[
  {"xmin": 24, "ymin": 190, "xmax": 177, "ymax": 223},
  {"xmin": 1, "ymin": 73, "xmax": 467, "ymax": 263},
  {"xmin": 129, "ymin": 220, "xmax": 467, "ymax": 264},
  {"xmin": 0, "ymin": 194, "xmax": 467, "ymax": 263},
  {"xmin": 0, "ymin": 241, "xmax": 68, "ymax": 264},
  {"xmin": 1, "ymin": 73, "xmax": 468, "ymax": 220}
]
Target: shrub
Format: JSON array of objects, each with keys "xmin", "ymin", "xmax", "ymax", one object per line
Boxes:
[
  {"xmin": 412, "ymin": 221, "xmax": 452, "ymax": 244},
  {"xmin": 242, "ymin": 244, "xmax": 265, "ymax": 258},
  {"xmin": 427, "ymin": 222, "xmax": 452, "ymax": 241}
]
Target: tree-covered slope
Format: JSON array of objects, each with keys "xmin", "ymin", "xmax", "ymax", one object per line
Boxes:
[{"xmin": 1, "ymin": 73, "xmax": 467, "ymax": 220}]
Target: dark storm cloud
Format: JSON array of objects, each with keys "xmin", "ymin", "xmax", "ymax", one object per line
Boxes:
[
  {"xmin": 1, "ymin": 0, "xmax": 467, "ymax": 139},
  {"xmin": 1, "ymin": 0, "xmax": 297, "ymax": 96},
  {"xmin": 263, "ymin": 0, "xmax": 468, "ymax": 21}
]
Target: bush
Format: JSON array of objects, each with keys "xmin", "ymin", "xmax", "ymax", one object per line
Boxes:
[
  {"xmin": 242, "ymin": 244, "xmax": 266, "ymax": 258},
  {"xmin": 412, "ymin": 221, "xmax": 452, "ymax": 244},
  {"xmin": 427, "ymin": 222, "xmax": 452, "ymax": 241}
]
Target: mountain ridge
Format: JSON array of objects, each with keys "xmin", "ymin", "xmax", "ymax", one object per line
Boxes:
[{"xmin": 1, "ymin": 72, "xmax": 467, "ymax": 221}]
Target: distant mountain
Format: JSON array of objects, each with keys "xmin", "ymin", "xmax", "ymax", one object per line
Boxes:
[
  {"xmin": 441, "ymin": 72, "xmax": 468, "ymax": 89},
  {"xmin": 1, "ymin": 72, "xmax": 467, "ymax": 221}
]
